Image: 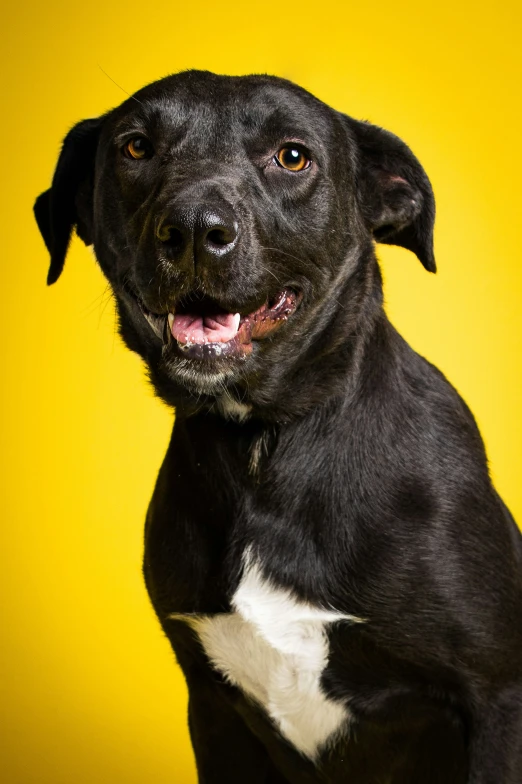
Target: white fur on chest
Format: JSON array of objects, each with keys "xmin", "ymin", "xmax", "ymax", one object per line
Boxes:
[{"xmin": 176, "ymin": 559, "xmax": 361, "ymax": 759}]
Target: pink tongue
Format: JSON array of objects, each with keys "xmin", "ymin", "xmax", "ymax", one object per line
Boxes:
[{"xmin": 171, "ymin": 311, "xmax": 241, "ymax": 345}]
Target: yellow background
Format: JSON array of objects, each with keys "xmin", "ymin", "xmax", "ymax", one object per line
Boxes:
[{"xmin": 1, "ymin": 1, "xmax": 521, "ymax": 782}]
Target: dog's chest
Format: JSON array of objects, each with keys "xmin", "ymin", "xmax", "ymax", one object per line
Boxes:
[{"xmin": 177, "ymin": 561, "xmax": 355, "ymax": 759}]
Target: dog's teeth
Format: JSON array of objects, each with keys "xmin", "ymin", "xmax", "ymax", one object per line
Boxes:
[{"xmin": 168, "ymin": 313, "xmax": 175, "ymax": 330}]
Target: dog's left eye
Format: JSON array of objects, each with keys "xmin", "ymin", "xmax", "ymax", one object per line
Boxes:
[
  {"xmin": 274, "ymin": 146, "xmax": 311, "ymax": 172},
  {"xmin": 122, "ymin": 137, "xmax": 154, "ymax": 160}
]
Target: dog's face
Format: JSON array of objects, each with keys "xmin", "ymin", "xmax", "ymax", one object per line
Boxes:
[{"xmin": 35, "ymin": 71, "xmax": 435, "ymax": 416}]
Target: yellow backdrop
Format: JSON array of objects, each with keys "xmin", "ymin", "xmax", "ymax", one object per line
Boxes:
[{"xmin": 1, "ymin": 1, "xmax": 520, "ymax": 782}]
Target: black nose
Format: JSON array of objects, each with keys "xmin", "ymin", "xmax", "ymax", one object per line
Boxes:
[{"xmin": 156, "ymin": 203, "xmax": 239, "ymax": 262}]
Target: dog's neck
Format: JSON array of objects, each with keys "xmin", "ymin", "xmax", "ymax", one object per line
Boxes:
[
  {"xmin": 156, "ymin": 292, "xmax": 408, "ymax": 607},
  {"xmin": 169, "ymin": 280, "xmax": 398, "ymax": 495}
]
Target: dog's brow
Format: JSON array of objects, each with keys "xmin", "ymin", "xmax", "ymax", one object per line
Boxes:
[
  {"xmin": 113, "ymin": 118, "xmax": 150, "ymax": 137},
  {"xmin": 244, "ymin": 112, "xmax": 324, "ymax": 151}
]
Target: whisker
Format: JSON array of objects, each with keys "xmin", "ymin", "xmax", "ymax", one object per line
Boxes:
[
  {"xmin": 258, "ymin": 245, "xmax": 321, "ymax": 281},
  {"xmin": 255, "ymin": 261, "xmax": 284, "ymax": 286},
  {"xmin": 257, "ymin": 245, "xmax": 316, "ymax": 269},
  {"xmin": 80, "ymin": 283, "xmax": 113, "ymax": 317},
  {"xmin": 97, "ymin": 289, "xmax": 115, "ymax": 329},
  {"xmin": 98, "ymin": 65, "xmax": 144, "ymax": 106}
]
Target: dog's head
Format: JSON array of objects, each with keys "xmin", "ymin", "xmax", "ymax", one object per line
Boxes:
[{"xmin": 35, "ymin": 71, "xmax": 435, "ymax": 417}]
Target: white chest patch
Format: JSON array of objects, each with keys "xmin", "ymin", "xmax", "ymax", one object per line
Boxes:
[
  {"xmin": 216, "ymin": 395, "xmax": 252, "ymax": 422},
  {"xmin": 171, "ymin": 559, "xmax": 363, "ymax": 759}
]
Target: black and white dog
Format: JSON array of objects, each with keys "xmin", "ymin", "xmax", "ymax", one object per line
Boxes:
[{"xmin": 35, "ymin": 71, "xmax": 522, "ymax": 783}]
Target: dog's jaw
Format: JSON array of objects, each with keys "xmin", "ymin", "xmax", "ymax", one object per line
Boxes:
[{"xmin": 121, "ymin": 285, "xmax": 304, "ymax": 399}]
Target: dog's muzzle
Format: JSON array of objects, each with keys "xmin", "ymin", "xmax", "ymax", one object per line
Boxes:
[{"xmin": 129, "ymin": 197, "xmax": 304, "ymax": 363}]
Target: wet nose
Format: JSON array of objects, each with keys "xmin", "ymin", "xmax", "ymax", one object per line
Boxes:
[{"xmin": 156, "ymin": 203, "xmax": 239, "ymax": 261}]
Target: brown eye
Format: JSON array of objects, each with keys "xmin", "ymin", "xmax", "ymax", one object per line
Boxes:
[
  {"xmin": 123, "ymin": 137, "xmax": 154, "ymax": 160},
  {"xmin": 275, "ymin": 146, "xmax": 310, "ymax": 172}
]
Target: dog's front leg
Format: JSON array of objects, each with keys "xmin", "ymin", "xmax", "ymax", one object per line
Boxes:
[
  {"xmin": 467, "ymin": 684, "xmax": 522, "ymax": 783},
  {"xmin": 185, "ymin": 672, "xmax": 289, "ymax": 784}
]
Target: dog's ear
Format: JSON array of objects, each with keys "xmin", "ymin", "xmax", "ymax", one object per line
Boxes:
[
  {"xmin": 344, "ymin": 116, "xmax": 436, "ymax": 272},
  {"xmin": 34, "ymin": 117, "xmax": 103, "ymax": 285}
]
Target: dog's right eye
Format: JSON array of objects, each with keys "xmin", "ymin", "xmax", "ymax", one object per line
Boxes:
[{"xmin": 122, "ymin": 137, "xmax": 154, "ymax": 160}]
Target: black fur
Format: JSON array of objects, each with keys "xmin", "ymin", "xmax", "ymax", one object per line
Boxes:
[{"xmin": 35, "ymin": 70, "xmax": 522, "ymax": 783}]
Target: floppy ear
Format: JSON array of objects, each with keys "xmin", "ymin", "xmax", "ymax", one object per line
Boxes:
[
  {"xmin": 344, "ymin": 116, "xmax": 436, "ymax": 272},
  {"xmin": 34, "ymin": 117, "xmax": 103, "ymax": 285}
]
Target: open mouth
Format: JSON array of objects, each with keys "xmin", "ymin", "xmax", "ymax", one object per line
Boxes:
[{"xmin": 137, "ymin": 288, "xmax": 301, "ymax": 360}]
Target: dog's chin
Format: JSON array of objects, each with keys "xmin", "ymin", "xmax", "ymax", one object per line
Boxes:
[
  {"xmin": 160, "ymin": 355, "xmax": 238, "ymax": 396},
  {"xmin": 125, "ymin": 286, "xmax": 302, "ymax": 398}
]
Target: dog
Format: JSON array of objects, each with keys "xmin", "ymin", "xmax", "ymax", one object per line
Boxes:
[{"xmin": 34, "ymin": 70, "xmax": 522, "ymax": 783}]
